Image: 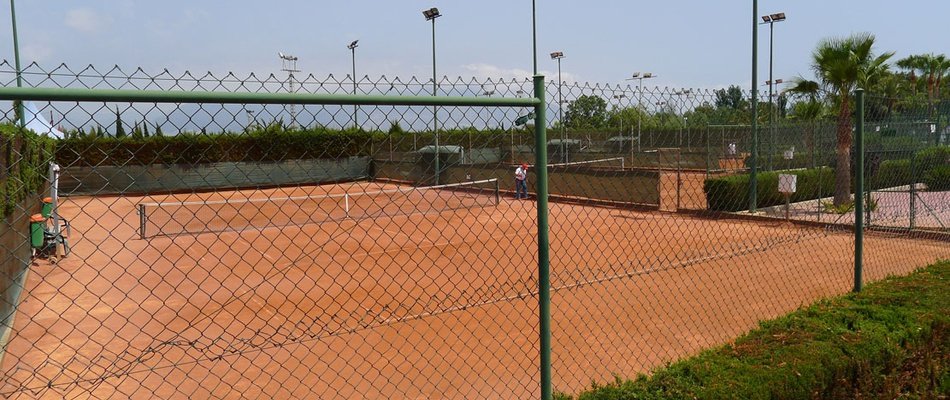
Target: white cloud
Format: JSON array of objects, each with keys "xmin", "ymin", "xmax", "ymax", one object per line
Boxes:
[
  {"xmin": 65, "ymin": 8, "xmax": 111, "ymax": 33},
  {"xmin": 461, "ymin": 63, "xmax": 579, "ymax": 84},
  {"xmin": 22, "ymin": 44, "xmax": 53, "ymax": 62}
]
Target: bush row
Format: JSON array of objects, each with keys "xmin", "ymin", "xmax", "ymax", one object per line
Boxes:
[
  {"xmin": 558, "ymin": 261, "xmax": 950, "ymax": 400},
  {"xmin": 55, "ymin": 125, "xmax": 535, "ymax": 167},
  {"xmin": 704, "ymin": 167, "xmax": 834, "ymax": 212},
  {"xmin": 868, "ymin": 145, "xmax": 950, "ymax": 190},
  {"xmin": 57, "ymin": 127, "xmax": 374, "ymax": 167},
  {"xmin": 1, "ymin": 123, "xmax": 55, "ymax": 217}
]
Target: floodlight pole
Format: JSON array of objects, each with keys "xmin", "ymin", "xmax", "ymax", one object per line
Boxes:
[
  {"xmin": 551, "ymin": 53, "xmax": 565, "ymax": 163},
  {"xmin": 279, "ymin": 53, "xmax": 300, "ymax": 129},
  {"xmin": 762, "ymin": 14, "xmax": 784, "ymax": 171},
  {"xmin": 627, "ymin": 73, "xmax": 656, "ymax": 155},
  {"xmin": 750, "ymin": 0, "xmax": 759, "ymax": 213},
  {"xmin": 768, "ymin": 21, "xmax": 774, "ymax": 171},
  {"xmin": 674, "ymin": 90, "xmax": 693, "ymax": 147},
  {"xmin": 349, "ymin": 40, "xmax": 359, "ymax": 129},
  {"xmin": 637, "ymin": 78, "xmax": 645, "ymax": 154},
  {"xmin": 425, "ymin": 8, "xmax": 442, "ymax": 185},
  {"xmin": 558, "ymin": 58, "xmax": 563, "ymax": 162},
  {"xmin": 9, "ymin": 0, "xmax": 24, "ymax": 127},
  {"xmin": 532, "ymin": 0, "xmax": 538, "ymax": 76}
]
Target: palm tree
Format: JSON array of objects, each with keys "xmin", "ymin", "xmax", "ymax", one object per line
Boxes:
[
  {"xmin": 786, "ymin": 33, "xmax": 894, "ymax": 206},
  {"xmin": 897, "ymin": 54, "xmax": 950, "ymax": 103},
  {"xmin": 896, "ymin": 54, "xmax": 928, "ymax": 98},
  {"xmin": 788, "ymin": 98, "xmax": 827, "ymax": 168}
]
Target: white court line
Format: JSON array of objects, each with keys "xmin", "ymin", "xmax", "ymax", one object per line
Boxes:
[
  {"xmin": 347, "ymin": 230, "xmax": 522, "ymax": 261},
  {"xmin": 247, "ymin": 295, "xmax": 275, "ymax": 318}
]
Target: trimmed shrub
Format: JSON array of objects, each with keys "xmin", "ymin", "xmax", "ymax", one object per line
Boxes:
[
  {"xmin": 558, "ymin": 261, "xmax": 950, "ymax": 400},
  {"xmin": 913, "ymin": 145, "xmax": 950, "ymax": 176},
  {"xmin": 56, "ymin": 126, "xmax": 517, "ymax": 167},
  {"xmin": 56, "ymin": 127, "xmax": 375, "ymax": 167},
  {"xmin": 870, "ymin": 159, "xmax": 911, "ymax": 189},
  {"xmin": 704, "ymin": 167, "xmax": 834, "ymax": 212},
  {"xmin": 922, "ymin": 165, "xmax": 950, "ymax": 191}
]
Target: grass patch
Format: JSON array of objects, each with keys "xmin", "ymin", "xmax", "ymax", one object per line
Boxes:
[
  {"xmin": 557, "ymin": 260, "xmax": 950, "ymax": 400},
  {"xmin": 821, "ymin": 197, "xmax": 878, "ymax": 215}
]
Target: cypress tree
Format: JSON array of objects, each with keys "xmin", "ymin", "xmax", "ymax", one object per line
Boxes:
[{"xmin": 115, "ymin": 107, "xmax": 126, "ymax": 138}]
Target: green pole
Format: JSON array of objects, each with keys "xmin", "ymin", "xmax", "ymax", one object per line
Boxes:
[
  {"xmin": 533, "ymin": 75, "xmax": 552, "ymax": 400},
  {"xmin": 705, "ymin": 125, "xmax": 710, "ymax": 179},
  {"xmin": 532, "ymin": 0, "xmax": 538, "ymax": 76},
  {"xmin": 351, "ymin": 44, "xmax": 358, "ymax": 128},
  {"xmin": 749, "ymin": 0, "xmax": 759, "ymax": 212},
  {"xmin": 9, "ymin": 0, "xmax": 25, "ymax": 127},
  {"xmin": 854, "ymin": 89, "xmax": 865, "ymax": 292},
  {"xmin": 768, "ymin": 21, "xmax": 775, "ymax": 172},
  {"xmin": 431, "ymin": 17, "xmax": 440, "ymax": 185}
]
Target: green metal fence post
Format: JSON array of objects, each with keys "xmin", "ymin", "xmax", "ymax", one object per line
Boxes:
[
  {"xmin": 705, "ymin": 126, "xmax": 710, "ymax": 179},
  {"xmin": 910, "ymin": 154, "xmax": 916, "ymax": 230},
  {"xmin": 749, "ymin": 0, "xmax": 759, "ymax": 213},
  {"xmin": 854, "ymin": 89, "xmax": 865, "ymax": 292},
  {"xmin": 9, "ymin": 0, "xmax": 25, "ymax": 127},
  {"xmin": 533, "ymin": 74, "xmax": 552, "ymax": 400}
]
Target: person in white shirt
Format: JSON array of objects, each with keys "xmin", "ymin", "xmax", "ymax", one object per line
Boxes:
[{"xmin": 514, "ymin": 162, "xmax": 528, "ymax": 200}]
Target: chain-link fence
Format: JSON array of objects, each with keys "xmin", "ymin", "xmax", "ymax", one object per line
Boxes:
[{"xmin": 1, "ymin": 64, "xmax": 948, "ymax": 399}]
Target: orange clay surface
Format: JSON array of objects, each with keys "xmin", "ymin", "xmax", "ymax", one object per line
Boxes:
[{"xmin": 1, "ymin": 181, "xmax": 947, "ymax": 399}]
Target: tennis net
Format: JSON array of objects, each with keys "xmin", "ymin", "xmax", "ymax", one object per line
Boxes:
[{"xmin": 137, "ymin": 179, "xmax": 500, "ymax": 239}]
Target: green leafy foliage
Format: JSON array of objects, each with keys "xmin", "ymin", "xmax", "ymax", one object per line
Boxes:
[
  {"xmin": 913, "ymin": 145, "xmax": 950, "ymax": 174},
  {"xmin": 871, "ymin": 159, "xmax": 911, "ymax": 189},
  {"xmin": 1, "ymin": 123, "xmax": 55, "ymax": 217},
  {"xmin": 704, "ymin": 167, "xmax": 835, "ymax": 212},
  {"xmin": 922, "ymin": 165, "xmax": 950, "ymax": 190},
  {"xmin": 564, "ymin": 95, "xmax": 608, "ymax": 129},
  {"xmin": 558, "ymin": 261, "xmax": 950, "ymax": 400},
  {"xmin": 56, "ymin": 124, "xmax": 376, "ymax": 167}
]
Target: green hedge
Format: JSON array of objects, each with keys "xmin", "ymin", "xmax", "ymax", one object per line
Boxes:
[
  {"xmin": 1, "ymin": 123, "xmax": 55, "ymax": 217},
  {"xmin": 923, "ymin": 165, "xmax": 950, "ymax": 191},
  {"xmin": 914, "ymin": 145, "xmax": 950, "ymax": 176},
  {"xmin": 56, "ymin": 126, "xmax": 374, "ymax": 167},
  {"xmin": 56, "ymin": 126, "xmax": 526, "ymax": 167},
  {"xmin": 867, "ymin": 146, "xmax": 949, "ymax": 190},
  {"xmin": 558, "ymin": 260, "xmax": 950, "ymax": 400},
  {"xmin": 704, "ymin": 167, "xmax": 834, "ymax": 212},
  {"xmin": 871, "ymin": 159, "xmax": 911, "ymax": 189}
]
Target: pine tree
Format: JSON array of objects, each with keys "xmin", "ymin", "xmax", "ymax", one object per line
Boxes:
[
  {"xmin": 143, "ymin": 121, "xmax": 151, "ymax": 137},
  {"xmin": 115, "ymin": 107, "xmax": 127, "ymax": 138},
  {"xmin": 155, "ymin": 124, "xmax": 164, "ymax": 137}
]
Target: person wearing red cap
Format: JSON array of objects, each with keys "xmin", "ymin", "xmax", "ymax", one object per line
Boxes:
[{"xmin": 514, "ymin": 162, "xmax": 529, "ymax": 200}]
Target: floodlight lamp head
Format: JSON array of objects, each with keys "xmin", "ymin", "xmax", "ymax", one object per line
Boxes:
[
  {"xmin": 348, "ymin": 40, "xmax": 359, "ymax": 50},
  {"xmin": 771, "ymin": 12, "xmax": 786, "ymax": 21},
  {"xmin": 423, "ymin": 7, "xmax": 441, "ymax": 20},
  {"xmin": 761, "ymin": 15, "xmax": 771, "ymax": 23},
  {"xmin": 631, "ymin": 72, "xmax": 641, "ymax": 78},
  {"xmin": 550, "ymin": 51, "xmax": 564, "ymax": 59},
  {"xmin": 643, "ymin": 73, "xmax": 654, "ymax": 78}
]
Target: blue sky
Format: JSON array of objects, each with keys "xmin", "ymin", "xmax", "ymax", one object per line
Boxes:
[{"xmin": 1, "ymin": 0, "xmax": 948, "ymax": 91}]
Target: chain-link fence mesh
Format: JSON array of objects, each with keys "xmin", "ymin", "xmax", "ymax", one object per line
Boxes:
[{"xmin": 1, "ymin": 63, "xmax": 948, "ymax": 399}]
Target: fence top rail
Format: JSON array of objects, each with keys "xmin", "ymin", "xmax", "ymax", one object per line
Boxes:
[{"xmin": 0, "ymin": 86, "xmax": 542, "ymax": 107}]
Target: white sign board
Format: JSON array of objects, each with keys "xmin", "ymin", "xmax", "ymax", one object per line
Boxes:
[
  {"xmin": 783, "ymin": 147, "xmax": 795, "ymax": 160},
  {"xmin": 778, "ymin": 174, "xmax": 797, "ymax": 194}
]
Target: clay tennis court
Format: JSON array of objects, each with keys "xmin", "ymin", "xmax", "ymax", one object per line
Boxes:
[{"xmin": 1, "ymin": 180, "xmax": 947, "ymax": 399}]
